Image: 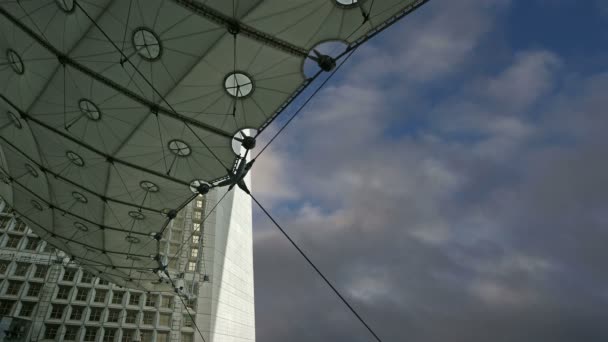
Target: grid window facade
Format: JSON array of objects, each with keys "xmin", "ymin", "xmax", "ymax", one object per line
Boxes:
[
  {"xmin": 103, "ymin": 328, "xmax": 116, "ymax": 342},
  {"xmin": 44, "ymin": 325, "xmax": 59, "ymax": 339},
  {"xmin": 27, "ymin": 282, "xmax": 42, "ymax": 297},
  {"xmin": 122, "ymin": 329, "xmax": 135, "ymax": 342},
  {"xmin": 0, "ymin": 261, "xmax": 8, "ymax": 274},
  {"xmin": 13, "ymin": 220, "xmax": 27, "ymax": 232},
  {"xmin": 94, "ymin": 289, "xmax": 107, "ymax": 303},
  {"xmin": 125, "ymin": 310, "xmax": 138, "ymax": 324},
  {"xmin": 49, "ymin": 304, "xmax": 65, "ymax": 319},
  {"xmin": 14, "ymin": 262, "xmax": 29, "ymax": 276},
  {"xmin": 141, "ymin": 330, "xmax": 154, "ymax": 342},
  {"xmin": 81, "ymin": 271, "xmax": 94, "ymax": 283},
  {"xmin": 76, "ymin": 287, "xmax": 89, "ymax": 301},
  {"xmin": 24, "ymin": 237, "xmax": 39, "ymax": 250},
  {"xmin": 64, "ymin": 326, "xmax": 79, "ymax": 341},
  {"xmin": 157, "ymin": 332, "xmax": 169, "ymax": 342},
  {"xmin": 18, "ymin": 301, "xmax": 35, "ymax": 317},
  {"xmin": 112, "ymin": 291, "xmax": 124, "ymax": 304},
  {"xmin": 0, "ymin": 300, "xmax": 15, "ymax": 315},
  {"xmin": 70, "ymin": 306, "xmax": 85, "ymax": 320},
  {"xmin": 160, "ymin": 296, "xmax": 172, "ymax": 308},
  {"xmin": 62, "ymin": 268, "xmax": 77, "ymax": 281},
  {"xmin": 107, "ymin": 309, "xmax": 121, "ymax": 323},
  {"xmin": 89, "ymin": 307, "xmax": 103, "ymax": 321},
  {"xmin": 159, "ymin": 313, "xmax": 171, "ymax": 326},
  {"xmin": 145, "ymin": 294, "xmax": 157, "ymax": 307},
  {"xmin": 56, "ymin": 285, "xmax": 71, "ymax": 300},
  {"xmin": 84, "ymin": 327, "xmax": 98, "ymax": 341},
  {"xmin": 6, "ymin": 281, "xmax": 23, "ymax": 295},
  {"xmin": 143, "ymin": 311, "xmax": 155, "ymax": 325},
  {"xmin": 128, "ymin": 293, "xmax": 140, "ymax": 306},
  {"xmin": 34, "ymin": 265, "xmax": 48, "ymax": 278},
  {"xmin": 5, "ymin": 234, "xmax": 21, "ymax": 248}
]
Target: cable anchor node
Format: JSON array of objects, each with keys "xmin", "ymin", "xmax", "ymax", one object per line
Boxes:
[{"xmin": 310, "ymin": 49, "xmax": 336, "ymax": 72}]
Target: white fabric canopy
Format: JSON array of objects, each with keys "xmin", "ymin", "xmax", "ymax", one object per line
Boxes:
[{"xmin": 0, "ymin": 0, "xmax": 426, "ymax": 291}]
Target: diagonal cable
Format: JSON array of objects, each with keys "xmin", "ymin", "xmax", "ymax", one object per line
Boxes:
[{"xmin": 250, "ymin": 193, "xmax": 384, "ymax": 342}]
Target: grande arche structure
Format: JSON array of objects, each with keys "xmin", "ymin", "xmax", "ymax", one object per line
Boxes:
[{"xmin": 0, "ymin": 0, "xmax": 428, "ymax": 293}]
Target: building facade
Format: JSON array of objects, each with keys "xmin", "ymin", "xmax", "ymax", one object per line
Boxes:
[{"xmin": 0, "ymin": 187, "xmax": 255, "ymax": 342}]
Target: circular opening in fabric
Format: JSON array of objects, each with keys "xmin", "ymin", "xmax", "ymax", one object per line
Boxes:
[
  {"xmin": 6, "ymin": 49, "xmax": 24, "ymax": 75},
  {"xmin": 72, "ymin": 191, "xmax": 88, "ymax": 203},
  {"xmin": 56, "ymin": 0, "xmax": 75, "ymax": 12},
  {"xmin": 125, "ymin": 236, "xmax": 140, "ymax": 244},
  {"xmin": 128, "ymin": 211, "xmax": 145, "ymax": 220},
  {"xmin": 132, "ymin": 28, "xmax": 162, "ymax": 61},
  {"xmin": 78, "ymin": 99, "xmax": 101, "ymax": 121},
  {"xmin": 224, "ymin": 72, "xmax": 254, "ymax": 98},
  {"xmin": 168, "ymin": 139, "xmax": 191, "ymax": 157},
  {"xmin": 189, "ymin": 179, "xmax": 209, "ymax": 194},
  {"xmin": 25, "ymin": 164, "xmax": 39, "ymax": 178},
  {"xmin": 74, "ymin": 222, "xmax": 88, "ymax": 232},
  {"xmin": 66, "ymin": 151, "xmax": 85, "ymax": 167},
  {"xmin": 31, "ymin": 200, "xmax": 43, "ymax": 211},
  {"xmin": 336, "ymin": 0, "xmax": 358, "ymax": 6},
  {"xmin": 7, "ymin": 111, "xmax": 22, "ymax": 129},
  {"xmin": 140, "ymin": 180, "xmax": 159, "ymax": 192},
  {"xmin": 231, "ymin": 128, "xmax": 257, "ymax": 155}
]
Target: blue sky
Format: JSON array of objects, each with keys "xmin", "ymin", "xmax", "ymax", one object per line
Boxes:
[{"xmin": 252, "ymin": 1, "xmax": 608, "ymax": 341}]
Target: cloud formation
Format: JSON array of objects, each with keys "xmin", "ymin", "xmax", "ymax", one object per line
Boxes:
[{"xmin": 251, "ymin": 1, "xmax": 608, "ymax": 341}]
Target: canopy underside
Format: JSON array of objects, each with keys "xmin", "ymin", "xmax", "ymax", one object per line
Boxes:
[{"xmin": 0, "ymin": 0, "xmax": 427, "ymax": 291}]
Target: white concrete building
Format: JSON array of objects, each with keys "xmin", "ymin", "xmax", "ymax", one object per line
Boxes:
[{"xmin": 0, "ymin": 187, "xmax": 255, "ymax": 342}]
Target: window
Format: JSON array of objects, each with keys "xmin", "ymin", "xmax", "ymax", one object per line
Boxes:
[
  {"xmin": 195, "ymin": 199, "xmax": 203, "ymax": 208},
  {"xmin": 27, "ymin": 282, "xmax": 42, "ymax": 297},
  {"xmin": 98, "ymin": 278, "xmax": 109, "ymax": 285},
  {"xmin": 13, "ymin": 220, "xmax": 26, "ymax": 232},
  {"xmin": 0, "ymin": 300, "xmax": 15, "ymax": 315},
  {"xmin": 45, "ymin": 325, "xmax": 59, "ymax": 339},
  {"xmin": 103, "ymin": 328, "xmax": 116, "ymax": 342},
  {"xmin": 157, "ymin": 332, "xmax": 169, "ymax": 342},
  {"xmin": 143, "ymin": 311, "xmax": 155, "ymax": 325},
  {"xmin": 112, "ymin": 291, "xmax": 124, "ymax": 304},
  {"xmin": 140, "ymin": 330, "xmax": 154, "ymax": 342},
  {"xmin": 56, "ymin": 285, "xmax": 71, "ymax": 300},
  {"xmin": 0, "ymin": 261, "xmax": 8, "ymax": 274},
  {"xmin": 84, "ymin": 328, "xmax": 98, "ymax": 342},
  {"xmin": 122, "ymin": 329, "xmax": 135, "ymax": 342},
  {"xmin": 18, "ymin": 302, "xmax": 35, "ymax": 317},
  {"xmin": 24, "ymin": 237, "xmax": 39, "ymax": 250},
  {"xmin": 5, "ymin": 234, "xmax": 21, "ymax": 248},
  {"xmin": 44, "ymin": 244, "xmax": 56, "ymax": 254},
  {"xmin": 49, "ymin": 304, "xmax": 65, "ymax": 319},
  {"xmin": 129, "ymin": 293, "xmax": 140, "ymax": 306},
  {"xmin": 159, "ymin": 313, "xmax": 171, "ymax": 326},
  {"xmin": 75, "ymin": 287, "xmax": 89, "ymax": 301},
  {"xmin": 193, "ymin": 223, "xmax": 200, "ymax": 231},
  {"xmin": 145, "ymin": 294, "xmax": 157, "ymax": 307},
  {"xmin": 192, "ymin": 235, "xmax": 199, "ymax": 244},
  {"xmin": 125, "ymin": 310, "xmax": 138, "ymax": 324},
  {"xmin": 183, "ymin": 314, "xmax": 193, "ymax": 327},
  {"xmin": 0, "ymin": 216, "xmax": 10, "ymax": 228},
  {"xmin": 80, "ymin": 271, "xmax": 94, "ymax": 283},
  {"xmin": 89, "ymin": 308, "xmax": 103, "ymax": 321},
  {"xmin": 13, "ymin": 262, "xmax": 29, "ymax": 276},
  {"xmin": 6, "ymin": 281, "xmax": 22, "ymax": 295},
  {"xmin": 107, "ymin": 309, "xmax": 121, "ymax": 323},
  {"xmin": 34, "ymin": 265, "xmax": 48, "ymax": 278},
  {"xmin": 64, "ymin": 326, "xmax": 79, "ymax": 341},
  {"xmin": 171, "ymin": 230, "xmax": 182, "ymax": 242},
  {"xmin": 160, "ymin": 296, "xmax": 172, "ymax": 308},
  {"xmin": 194, "ymin": 211, "xmax": 202, "ymax": 220},
  {"xmin": 94, "ymin": 290, "xmax": 107, "ymax": 303},
  {"xmin": 70, "ymin": 306, "xmax": 85, "ymax": 320},
  {"xmin": 188, "ymin": 261, "xmax": 196, "ymax": 272},
  {"xmin": 182, "ymin": 333, "xmax": 194, "ymax": 342},
  {"xmin": 191, "ymin": 248, "xmax": 198, "ymax": 258},
  {"xmin": 62, "ymin": 268, "xmax": 77, "ymax": 281}
]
